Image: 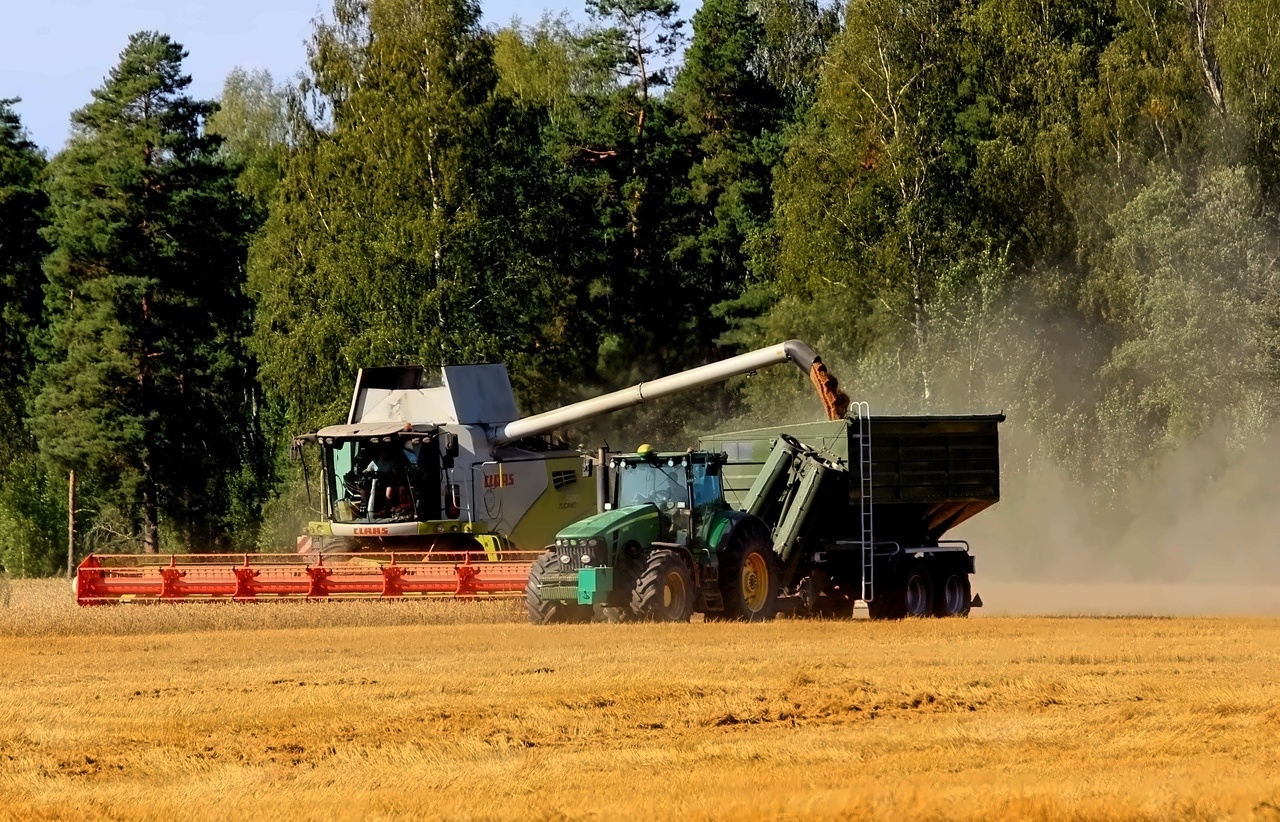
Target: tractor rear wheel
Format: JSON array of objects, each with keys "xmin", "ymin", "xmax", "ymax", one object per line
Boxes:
[
  {"xmin": 526, "ymin": 553, "xmax": 591, "ymax": 625},
  {"xmin": 934, "ymin": 571, "xmax": 971, "ymax": 618},
  {"xmin": 718, "ymin": 523, "xmax": 780, "ymax": 622},
  {"xmin": 631, "ymin": 550, "xmax": 694, "ymax": 622}
]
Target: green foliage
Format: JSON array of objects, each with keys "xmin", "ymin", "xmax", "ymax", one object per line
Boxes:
[
  {"xmin": 0, "ymin": 99, "xmax": 47, "ymax": 456},
  {"xmin": 669, "ymin": 0, "xmax": 784, "ymax": 345},
  {"xmin": 0, "ymin": 100, "xmax": 59, "ymax": 577},
  {"xmin": 8, "ymin": 0, "xmax": 1280, "ymax": 577},
  {"xmin": 206, "ymin": 68, "xmax": 298, "ymax": 207},
  {"xmin": 0, "ymin": 456, "xmax": 66, "ymax": 578},
  {"xmin": 763, "ymin": 0, "xmax": 1280, "ymax": 527},
  {"xmin": 252, "ymin": 0, "xmax": 573, "ymax": 432},
  {"xmin": 30, "ymin": 32, "xmax": 260, "ymax": 553}
]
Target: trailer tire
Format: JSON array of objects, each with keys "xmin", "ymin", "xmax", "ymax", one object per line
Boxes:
[
  {"xmin": 867, "ymin": 564, "xmax": 931, "ymax": 619},
  {"xmin": 934, "ymin": 571, "xmax": 971, "ymax": 618},
  {"xmin": 717, "ymin": 522, "xmax": 780, "ymax": 622},
  {"xmin": 867, "ymin": 586, "xmax": 904, "ymax": 620},
  {"xmin": 631, "ymin": 550, "xmax": 694, "ymax": 622},
  {"xmin": 526, "ymin": 553, "xmax": 591, "ymax": 625},
  {"xmin": 903, "ymin": 564, "xmax": 933, "ymax": 618}
]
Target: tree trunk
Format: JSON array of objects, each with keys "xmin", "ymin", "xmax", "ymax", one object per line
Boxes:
[
  {"xmin": 142, "ymin": 463, "xmax": 159, "ymax": 554},
  {"xmin": 1188, "ymin": 0, "xmax": 1226, "ymax": 115},
  {"xmin": 66, "ymin": 470, "xmax": 76, "ymax": 578}
]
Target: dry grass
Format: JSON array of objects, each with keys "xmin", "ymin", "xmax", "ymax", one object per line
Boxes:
[
  {"xmin": 1, "ymin": 579, "xmax": 1279, "ymax": 821},
  {"xmin": 0, "ymin": 578, "xmax": 524, "ymax": 638}
]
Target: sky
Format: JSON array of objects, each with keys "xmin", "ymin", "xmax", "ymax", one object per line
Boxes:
[{"xmin": 0, "ymin": 0, "xmax": 587, "ymax": 155}]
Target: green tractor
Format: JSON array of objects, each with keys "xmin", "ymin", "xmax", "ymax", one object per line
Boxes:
[{"xmin": 525, "ymin": 447, "xmax": 780, "ymax": 623}]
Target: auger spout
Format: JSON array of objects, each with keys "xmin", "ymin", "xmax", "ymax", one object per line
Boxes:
[{"xmin": 493, "ymin": 340, "xmax": 849, "ymax": 446}]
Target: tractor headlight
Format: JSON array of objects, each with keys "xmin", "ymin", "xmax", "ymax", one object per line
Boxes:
[{"xmin": 581, "ymin": 554, "xmax": 592, "ymax": 565}]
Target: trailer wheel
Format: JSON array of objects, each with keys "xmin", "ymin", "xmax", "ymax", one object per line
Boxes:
[
  {"xmin": 903, "ymin": 565, "xmax": 933, "ymax": 618},
  {"xmin": 631, "ymin": 550, "xmax": 694, "ymax": 622},
  {"xmin": 717, "ymin": 523, "xmax": 780, "ymax": 622},
  {"xmin": 526, "ymin": 553, "xmax": 591, "ymax": 625},
  {"xmin": 934, "ymin": 572, "xmax": 971, "ymax": 618},
  {"xmin": 867, "ymin": 593, "xmax": 902, "ymax": 620}
]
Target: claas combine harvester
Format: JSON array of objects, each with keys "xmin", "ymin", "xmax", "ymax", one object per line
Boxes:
[{"xmin": 74, "ymin": 341, "xmax": 850, "ymax": 604}]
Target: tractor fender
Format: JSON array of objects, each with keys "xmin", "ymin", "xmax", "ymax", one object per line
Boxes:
[
  {"xmin": 648, "ymin": 542, "xmax": 699, "ymax": 587},
  {"xmin": 707, "ymin": 510, "xmax": 774, "ymax": 558}
]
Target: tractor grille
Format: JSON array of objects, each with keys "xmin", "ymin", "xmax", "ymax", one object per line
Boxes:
[{"xmin": 553, "ymin": 540, "xmax": 608, "ymax": 571}]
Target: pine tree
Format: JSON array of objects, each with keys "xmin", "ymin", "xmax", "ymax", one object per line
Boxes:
[
  {"xmin": 0, "ymin": 99, "xmax": 63, "ymax": 577},
  {"xmin": 0, "ymin": 99, "xmax": 46, "ymax": 454},
  {"xmin": 30, "ymin": 32, "xmax": 257, "ymax": 553}
]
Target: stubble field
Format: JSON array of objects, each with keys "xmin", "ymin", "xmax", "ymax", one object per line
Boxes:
[{"xmin": 2, "ymin": 578, "xmax": 1279, "ymax": 821}]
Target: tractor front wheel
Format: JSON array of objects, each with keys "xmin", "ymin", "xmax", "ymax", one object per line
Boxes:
[
  {"xmin": 526, "ymin": 553, "xmax": 591, "ymax": 625},
  {"xmin": 631, "ymin": 550, "xmax": 694, "ymax": 622}
]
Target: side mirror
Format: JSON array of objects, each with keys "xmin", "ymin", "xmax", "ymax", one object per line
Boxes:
[
  {"xmin": 582, "ymin": 455, "xmax": 594, "ymax": 477},
  {"xmin": 289, "ymin": 439, "xmax": 303, "ymax": 461}
]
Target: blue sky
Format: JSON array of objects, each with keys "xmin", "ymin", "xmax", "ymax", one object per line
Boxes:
[{"xmin": 0, "ymin": 0, "xmax": 597, "ymax": 155}]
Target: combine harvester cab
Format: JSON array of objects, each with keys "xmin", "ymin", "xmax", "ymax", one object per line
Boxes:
[{"xmin": 77, "ymin": 341, "xmax": 849, "ymax": 605}]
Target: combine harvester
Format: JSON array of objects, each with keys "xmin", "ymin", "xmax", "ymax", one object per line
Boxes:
[
  {"xmin": 526, "ymin": 413, "xmax": 1003, "ymax": 622},
  {"xmin": 75, "ymin": 341, "xmax": 848, "ymax": 604}
]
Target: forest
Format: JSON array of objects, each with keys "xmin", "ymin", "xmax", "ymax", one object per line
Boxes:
[{"xmin": 1, "ymin": 0, "xmax": 1278, "ymax": 579}]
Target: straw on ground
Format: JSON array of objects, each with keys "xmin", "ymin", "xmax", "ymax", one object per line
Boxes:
[{"xmin": 1, "ymin": 579, "xmax": 1278, "ymax": 821}]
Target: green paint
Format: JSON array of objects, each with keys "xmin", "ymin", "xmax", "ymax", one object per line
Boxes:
[{"xmin": 577, "ymin": 567, "xmax": 613, "ymax": 604}]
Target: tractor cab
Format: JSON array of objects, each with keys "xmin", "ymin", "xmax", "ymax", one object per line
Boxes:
[{"xmin": 608, "ymin": 448, "xmax": 728, "ymax": 543}]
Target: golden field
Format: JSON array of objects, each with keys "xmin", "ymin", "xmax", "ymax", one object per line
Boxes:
[{"xmin": 2, "ymin": 578, "xmax": 1279, "ymax": 821}]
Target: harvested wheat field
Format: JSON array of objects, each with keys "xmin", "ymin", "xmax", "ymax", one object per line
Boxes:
[{"xmin": 2, "ymin": 579, "xmax": 1279, "ymax": 821}]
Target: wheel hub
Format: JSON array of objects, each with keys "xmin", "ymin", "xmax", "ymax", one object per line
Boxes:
[
  {"xmin": 663, "ymin": 570, "xmax": 686, "ymax": 609},
  {"xmin": 741, "ymin": 553, "xmax": 768, "ymax": 612}
]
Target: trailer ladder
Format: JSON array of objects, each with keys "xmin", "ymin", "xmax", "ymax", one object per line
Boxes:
[{"xmin": 853, "ymin": 402, "xmax": 874, "ymax": 603}]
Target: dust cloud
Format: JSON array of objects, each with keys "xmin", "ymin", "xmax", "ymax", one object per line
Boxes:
[
  {"xmin": 972, "ymin": 581, "xmax": 1280, "ymax": 616},
  {"xmin": 954, "ymin": 423, "xmax": 1280, "ymax": 615}
]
